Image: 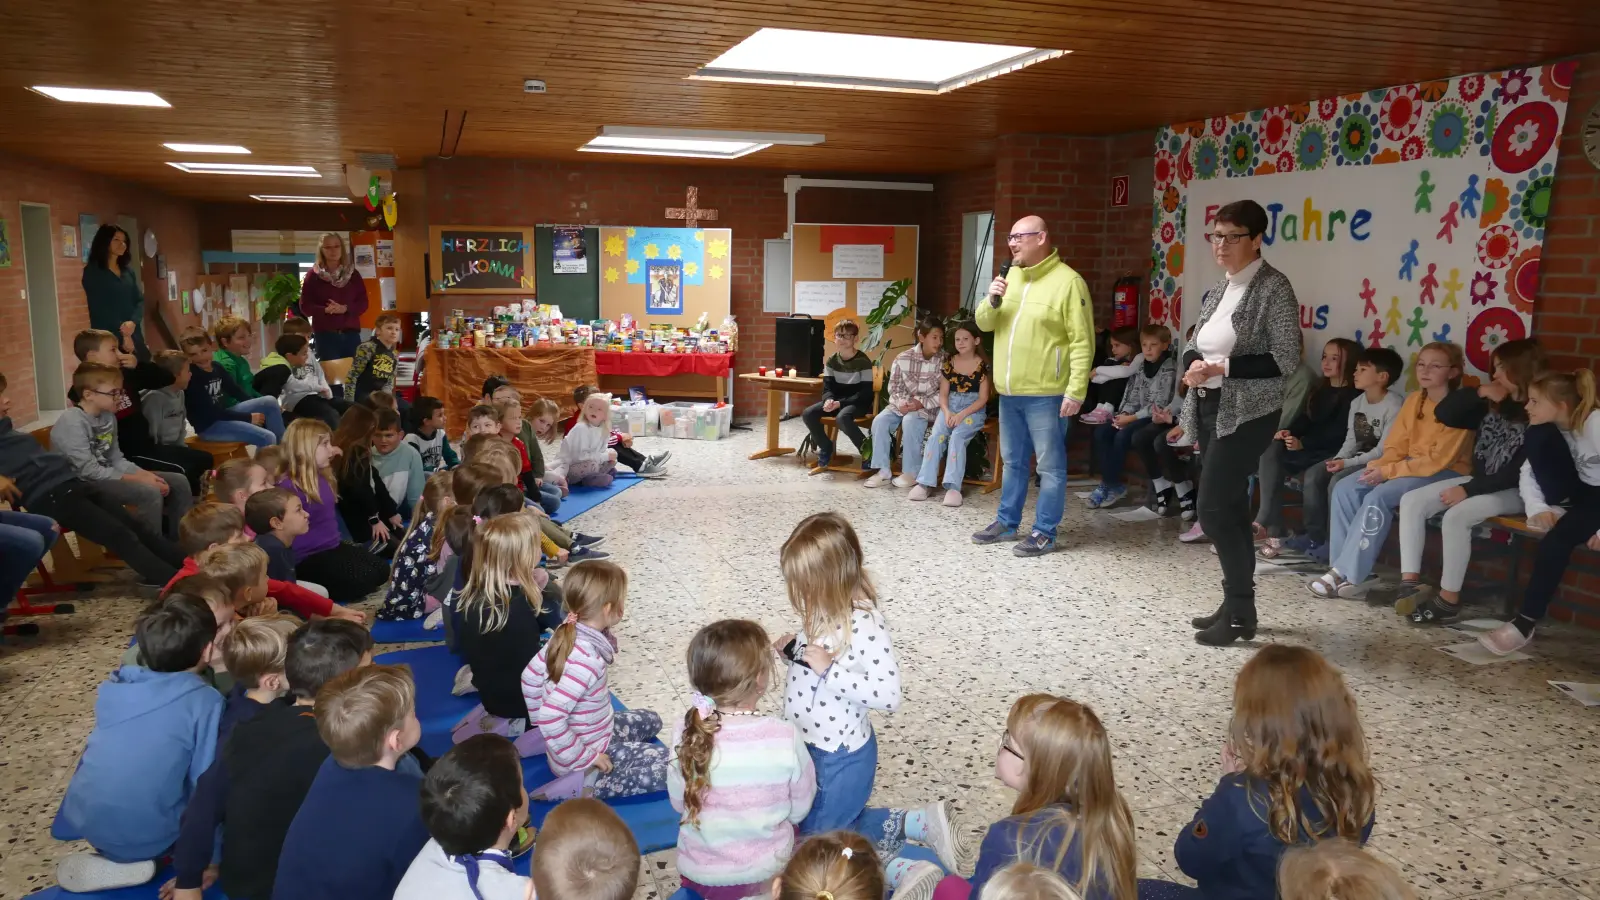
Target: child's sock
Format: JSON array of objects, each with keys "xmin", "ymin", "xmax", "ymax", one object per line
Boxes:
[
  {"xmin": 1175, "ymin": 480, "xmax": 1194, "ymax": 497},
  {"xmin": 1153, "ymin": 476, "xmax": 1173, "ymax": 493},
  {"xmin": 1513, "ymin": 614, "xmax": 1538, "ymax": 637},
  {"xmin": 904, "ymin": 808, "xmax": 928, "ymax": 842},
  {"xmin": 884, "ymin": 858, "xmax": 923, "ymax": 889}
]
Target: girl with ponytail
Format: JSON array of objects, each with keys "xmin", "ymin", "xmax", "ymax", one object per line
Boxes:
[
  {"xmin": 772, "ymin": 832, "xmax": 884, "ymax": 900},
  {"xmin": 1481, "ymin": 367, "xmax": 1600, "ymax": 654},
  {"xmin": 667, "ymin": 620, "xmax": 816, "ymax": 900},
  {"xmin": 521, "ymin": 560, "xmax": 666, "ymax": 801}
]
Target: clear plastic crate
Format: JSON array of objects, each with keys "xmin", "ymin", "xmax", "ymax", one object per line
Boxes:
[{"xmin": 659, "ymin": 402, "xmax": 732, "ymax": 440}]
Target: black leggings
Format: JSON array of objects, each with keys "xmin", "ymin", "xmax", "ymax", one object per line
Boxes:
[
  {"xmin": 127, "ymin": 443, "xmax": 215, "ymax": 497},
  {"xmin": 1196, "ymin": 395, "xmax": 1280, "ymax": 623},
  {"xmin": 290, "ymin": 396, "xmax": 353, "ymax": 431},
  {"xmin": 28, "ymin": 481, "xmax": 186, "ymax": 585},
  {"xmin": 294, "ymin": 542, "xmax": 392, "ymax": 604},
  {"xmin": 802, "ymin": 401, "xmax": 867, "ymax": 456},
  {"xmin": 614, "ymin": 443, "xmax": 647, "ymax": 472}
]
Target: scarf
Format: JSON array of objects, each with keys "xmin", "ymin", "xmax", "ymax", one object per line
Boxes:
[
  {"xmin": 313, "ymin": 233, "xmax": 357, "ymax": 288},
  {"xmin": 1141, "ymin": 349, "xmax": 1172, "ymax": 379},
  {"xmin": 450, "ymin": 850, "xmax": 514, "ymax": 900}
]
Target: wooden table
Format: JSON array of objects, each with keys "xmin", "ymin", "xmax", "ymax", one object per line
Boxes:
[
  {"xmin": 739, "ymin": 372, "xmax": 823, "ymax": 460},
  {"xmin": 594, "ymin": 351, "xmax": 734, "ymax": 403}
]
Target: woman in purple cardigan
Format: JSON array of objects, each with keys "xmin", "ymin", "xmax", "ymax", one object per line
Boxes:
[{"xmin": 299, "ymin": 232, "xmax": 368, "ymax": 363}]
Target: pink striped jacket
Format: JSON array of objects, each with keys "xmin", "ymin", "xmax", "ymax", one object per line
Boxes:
[{"xmin": 521, "ymin": 623, "xmax": 617, "ymax": 773}]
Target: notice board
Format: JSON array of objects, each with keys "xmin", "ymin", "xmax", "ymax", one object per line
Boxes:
[
  {"xmin": 790, "ymin": 224, "xmax": 920, "ymax": 366},
  {"xmin": 430, "ymin": 225, "xmax": 535, "ymax": 295},
  {"xmin": 533, "ymin": 226, "xmax": 600, "ymax": 321},
  {"xmin": 596, "ymin": 226, "xmax": 732, "ymax": 326}
]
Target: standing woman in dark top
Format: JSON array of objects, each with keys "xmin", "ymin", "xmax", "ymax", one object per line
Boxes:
[
  {"xmin": 1181, "ymin": 200, "xmax": 1304, "ymax": 647},
  {"xmin": 1396, "ymin": 338, "xmax": 1544, "ymax": 624},
  {"xmin": 83, "ymin": 225, "xmax": 149, "ymax": 360},
  {"xmin": 299, "ymin": 232, "xmax": 368, "ymax": 363},
  {"xmin": 1254, "ymin": 337, "xmax": 1361, "ymax": 557}
]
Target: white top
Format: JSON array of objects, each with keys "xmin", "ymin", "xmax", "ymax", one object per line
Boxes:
[
  {"xmin": 559, "ymin": 420, "xmax": 612, "ymax": 482},
  {"xmin": 394, "ymin": 840, "xmax": 529, "ymax": 900},
  {"xmin": 1334, "ymin": 390, "xmax": 1409, "ymax": 467},
  {"xmin": 1519, "ymin": 409, "xmax": 1600, "ymax": 520},
  {"xmin": 1193, "ymin": 257, "xmax": 1263, "ymax": 389},
  {"xmin": 783, "ymin": 607, "xmax": 901, "ymax": 753}
]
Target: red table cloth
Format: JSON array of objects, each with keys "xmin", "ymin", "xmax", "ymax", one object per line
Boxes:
[{"xmin": 592, "ymin": 351, "xmax": 734, "ymax": 378}]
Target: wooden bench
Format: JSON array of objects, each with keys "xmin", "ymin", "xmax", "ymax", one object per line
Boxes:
[{"xmin": 877, "ymin": 415, "xmax": 1003, "ymax": 494}]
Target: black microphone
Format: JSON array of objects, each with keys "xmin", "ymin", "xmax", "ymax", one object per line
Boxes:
[{"xmin": 988, "ymin": 259, "xmax": 1016, "ymax": 308}]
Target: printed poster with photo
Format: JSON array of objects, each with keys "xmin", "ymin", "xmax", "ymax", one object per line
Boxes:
[
  {"xmin": 645, "ymin": 259, "xmax": 683, "ymax": 314},
  {"xmin": 552, "ymin": 225, "xmax": 588, "ymax": 274},
  {"xmin": 353, "ymin": 244, "xmax": 378, "ymax": 279}
]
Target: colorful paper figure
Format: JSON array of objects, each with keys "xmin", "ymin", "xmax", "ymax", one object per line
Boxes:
[
  {"xmin": 1415, "ymin": 171, "xmax": 1435, "ymax": 214},
  {"xmin": 1418, "ymin": 264, "xmax": 1439, "ymax": 305},
  {"xmin": 1368, "ymin": 318, "xmax": 1388, "ymax": 348},
  {"xmin": 1386, "ymin": 296, "xmax": 1404, "ymax": 337},
  {"xmin": 1360, "ymin": 278, "xmax": 1378, "ymax": 318},
  {"xmin": 1407, "ymin": 307, "xmax": 1428, "ymax": 347},
  {"xmin": 1432, "ymin": 322, "xmax": 1453, "ymax": 343},
  {"xmin": 1460, "ymin": 174, "xmax": 1481, "ymax": 220},
  {"xmin": 1437, "ymin": 201, "xmax": 1460, "ymax": 244},
  {"xmin": 1399, "ymin": 240, "xmax": 1420, "ymax": 282},
  {"xmin": 1441, "ymin": 268, "xmax": 1463, "ymax": 310}
]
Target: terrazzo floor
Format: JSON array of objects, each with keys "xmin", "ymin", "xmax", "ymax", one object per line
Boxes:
[{"xmin": 4, "ymin": 418, "xmax": 1600, "ymax": 898}]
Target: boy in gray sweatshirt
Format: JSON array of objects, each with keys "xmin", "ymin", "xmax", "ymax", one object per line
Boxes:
[
  {"xmin": 52, "ymin": 362, "xmax": 193, "ymax": 539},
  {"xmin": 140, "ymin": 351, "xmax": 194, "ymax": 449}
]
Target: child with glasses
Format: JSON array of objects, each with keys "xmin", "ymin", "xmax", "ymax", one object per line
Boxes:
[{"xmin": 802, "ymin": 320, "xmax": 875, "ymax": 470}]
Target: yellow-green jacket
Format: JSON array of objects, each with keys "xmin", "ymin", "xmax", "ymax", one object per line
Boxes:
[{"xmin": 973, "ymin": 250, "xmax": 1095, "ymax": 399}]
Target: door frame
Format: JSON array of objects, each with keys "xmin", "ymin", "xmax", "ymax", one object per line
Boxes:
[{"xmin": 19, "ymin": 201, "xmax": 65, "ymax": 415}]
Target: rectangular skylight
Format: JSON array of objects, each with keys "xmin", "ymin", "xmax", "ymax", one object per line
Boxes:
[
  {"xmin": 250, "ymin": 194, "xmax": 352, "ymax": 203},
  {"xmin": 578, "ymin": 126, "xmax": 823, "ymax": 160},
  {"xmin": 167, "ymin": 162, "xmax": 321, "ymax": 177},
  {"xmin": 164, "ymin": 143, "xmax": 250, "ymax": 154},
  {"xmin": 29, "ymin": 86, "xmax": 171, "ymax": 107},
  {"xmin": 692, "ymin": 29, "xmax": 1066, "ymax": 94}
]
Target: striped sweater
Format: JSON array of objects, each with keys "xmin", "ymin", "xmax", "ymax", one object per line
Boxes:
[
  {"xmin": 521, "ymin": 623, "xmax": 617, "ymax": 773},
  {"xmin": 822, "ymin": 350, "xmax": 875, "ymax": 409},
  {"xmin": 666, "ymin": 715, "xmax": 817, "ymax": 888}
]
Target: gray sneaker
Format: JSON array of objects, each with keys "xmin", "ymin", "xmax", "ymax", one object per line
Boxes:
[
  {"xmin": 971, "ymin": 521, "xmax": 1018, "ymax": 545},
  {"xmin": 1012, "ymin": 531, "xmax": 1057, "ymax": 557}
]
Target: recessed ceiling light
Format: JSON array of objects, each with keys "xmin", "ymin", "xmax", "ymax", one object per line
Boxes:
[
  {"xmin": 164, "ymin": 143, "xmax": 250, "ymax": 154},
  {"xmin": 167, "ymin": 162, "xmax": 321, "ymax": 177},
  {"xmin": 250, "ymin": 194, "xmax": 353, "ymax": 203},
  {"xmin": 691, "ymin": 29, "xmax": 1066, "ymax": 94},
  {"xmin": 29, "ymin": 86, "xmax": 172, "ymax": 107},
  {"xmin": 578, "ymin": 126, "xmax": 823, "ymax": 160}
]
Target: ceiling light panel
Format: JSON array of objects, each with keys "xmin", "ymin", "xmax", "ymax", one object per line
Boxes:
[
  {"xmin": 29, "ymin": 86, "xmax": 171, "ymax": 107},
  {"xmin": 578, "ymin": 126, "xmax": 822, "ymax": 160},
  {"xmin": 164, "ymin": 143, "xmax": 250, "ymax": 154},
  {"xmin": 168, "ymin": 162, "xmax": 321, "ymax": 177},
  {"xmin": 250, "ymin": 195, "xmax": 352, "ymax": 203}
]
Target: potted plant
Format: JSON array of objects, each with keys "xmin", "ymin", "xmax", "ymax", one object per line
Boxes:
[{"xmin": 256, "ymin": 272, "xmax": 301, "ymax": 326}]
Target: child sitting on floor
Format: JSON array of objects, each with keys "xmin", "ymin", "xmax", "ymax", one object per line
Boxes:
[
  {"xmin": 377, "ymin": 469, "xmax": 454, "ymax": 622},
  {"xmin": 1087, "ymin": 324, "xmax": 1177, "ymax": 509},
  {"xmin": 273, "ymin": 664, "xmax": 431, "ymax": 900},
  {"xmin": 1079, "ymin": 326, "xmax": 1140, "ymax": 425},
  {"xmin": 568, "ymin": 383, "xmax": 669, "ymax": 477},
  {"xmin": 57, "ymin": 593, "xmax": 224, "ymax": 892},
  {"xmin": 772, "ymin": 832, "xmax": 883, "ymax": 900},
  {"xmin": 196, "ymin": 540, "xmax": 276, "ymax": 619},
  {"xmin": 331, "ymin": 404, "xmax": 403, "ymax": 555},
  {"xmin": 561, "ymin": 392, "xmax": 622, "ymax": 488},
  {"xmin": 405, "ymin": 394, "xmax": 458, "ymax": 472},
  {"xmin": 864, "ymin": 317, "xmax": 945, "ymax": 489},
  {"xmin": 180, "ymin": 327, "xmax": 285, "ymax": 447},
  {"xmin": 397, "ymin": 734, "xmax": 532, "ymax": 900},
  {"xmin": 349, "ymin": 314, "xmax": 403, "ymax": 406},
  {"xmin": 978, "ymin": 864, "xmax": 1084, "ymax": 900},
  {"xmin": 172, "ymin": 502, "xmax": 357, "ymax": 622},
  {"xmin": 1396, "ymin": 338, "xmax": 1543, "ymax": 624},
  {"xmin": 117, "ymin": 574, "xmax": 238, "ymax": 692},
  {"xmin": 531, "ymin": 799, "xmax": 640, "ymax": 900},
  {"xmin": 669, "ymin": 619, "xmax": 817, "ymax": 900},
  {"xmin": 530, "ymin": 396, "xmax": 569, "ymax": 496},
  {"xmin": 373, "ymin": 407, "xmax": 426, "ymax": 515},
  {"xmin": 465, "ymin": 403, "xmax": 501, "ymax": 440},
  {"xmin": 468, "ymin": 436, "xmax": 604, "ymax": 564},
  {"xmin": 218, "ymin": 614, "xmax": 300, "ymax": 742},
  {"xmin": 780, "ymin": 513, "xmax": 964, "ymax": 878},
  {"xmin": 1309, "ymin": 341, "xmax": 1473, "ymax": 599},
  {"xmin": 276, "ymin": 418, "xmax": 392, "ymax": 603},
  {"xmin": 1478, "ymin": 368, "xmax": 1600, "ymax": 655},
  {"xmin": 912, "ymin": 320, "xmax": 992, "ymax": 507},
  {"xmin": 211, "ymin": 456, "xmax": 272, "ymax": 522},
  {"xmin": 1277, "ymin": 839, "xmax": 1415, "ymax": 900},
  {"xmin": 247, "ymin": 487, "xmax": 315, "ymax": 586},
  {"xmin": 522, "ymin": 559, "xmax": 665, "ymax": 801},
  {"xmin": 54, "ymin": 361, "xmax": 194, "ymax": 539},
  {"xmin": 167, "ymin": 619, "xmax": 374, "ymax": 900},
  {"xmin": 1174, "ymin": 644, "xmax": 1376, "ymax": 898},
  {"xmin": 498, "ymin": 396, "xmax": 559, "ymax": 513}
]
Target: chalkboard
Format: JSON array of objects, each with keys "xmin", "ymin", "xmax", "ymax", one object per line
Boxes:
[
  {"xmin": 533, "ymin": 226, "xmax": 600, "ymax": 321},
  {"xmin": 428, "ymin": 225, "xmax": 535, "ymax": 295}
]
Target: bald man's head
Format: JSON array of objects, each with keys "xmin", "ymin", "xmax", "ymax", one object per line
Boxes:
[{"xmin": 1007, "ymin": 216, "xmax": 1052, "ymax": 267}]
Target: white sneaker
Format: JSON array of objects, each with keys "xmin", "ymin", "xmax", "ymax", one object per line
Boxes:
[
  {"xmin": 892, "ymin": 473, "xmax": 917, "ymax": 488},
  {"xmin": 57, "ymin": 854, "xmax": 156, "ymax": 893},
  {"xmin": 864, "ymin": 470, "xmax": 894, "ymax": 488},
  {"xmin": 1479, "ymin": 621, "xmax": 1534, "ymax": 655},
  {"xmin": 890, "ymin": 862, "xmax": 944, "ymax": 900},
  {"xmin": 423, "ymin": 607, "xmax": 444, "ymax": 631},
  {"xmin": 917, "ymin": 800, "xmax": 967, "ymax": 872}
]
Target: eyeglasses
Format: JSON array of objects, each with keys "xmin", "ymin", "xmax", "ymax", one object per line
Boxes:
[
  {"xmin": 1203, "ymin": 232, "xmax": 1253, "ymax": 246},
  {"xmin": 84, "ymin": 388, "xmax": 119, "ymax": 397},
  {"xmin": 1000, "ymin": 730, "xmax": 1025, "ymax": 761},
  {"xmin": 1006, "ymin": 231, "xmax": 1042, "ymax": 243}
]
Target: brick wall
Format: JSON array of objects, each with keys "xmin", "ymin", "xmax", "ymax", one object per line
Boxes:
[{"xmin": 0, "ymin": 150, "xmax": 200, "ymax": 426}]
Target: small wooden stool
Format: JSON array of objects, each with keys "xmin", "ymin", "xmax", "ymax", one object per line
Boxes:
[{"xmin": 187, "ymin": 437, "xmax": 252, "ymax": 465}]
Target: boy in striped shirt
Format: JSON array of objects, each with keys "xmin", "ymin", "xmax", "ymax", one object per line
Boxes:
[{"xmin": 802, "ymin": 319, "xmax": 875, "ymax": 469}]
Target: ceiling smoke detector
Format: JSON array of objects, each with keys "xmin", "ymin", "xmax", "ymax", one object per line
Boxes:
[
  {"xmin": 354, "ymin": 151, "xmax": 398, "ymax": 171},
  {"xmin": 524, "ymin": 79, "xmax": 547, "ymax": 94}
]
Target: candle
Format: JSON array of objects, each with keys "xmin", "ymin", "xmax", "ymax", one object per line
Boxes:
[
  {"xmin": 758, "ymin": 365, "xmax": 767, "ymax": 376},
  {"xmin": 788, "ymin": 367, "xmax": 797, "ymax": 378}
]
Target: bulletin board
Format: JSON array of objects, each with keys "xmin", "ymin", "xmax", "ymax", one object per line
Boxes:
[
  {"xmin": 429, "ymin": 225, "xmax": 536, "ymax": 295},
  {"xmin": 790, "ymin": 223, "xmax": 921, "ymax": 365},
  {"xmin": 533, "ymin": 226, "xmax": 600, "ymax": 322},
  {"xmin": 596, "ymin": 226, "xmax": 732, "ymax": 325}
]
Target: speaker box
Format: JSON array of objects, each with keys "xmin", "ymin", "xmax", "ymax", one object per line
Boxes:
[{"xmin": 775, "ymin": 316, "xmax": 825, "ymax": 377}]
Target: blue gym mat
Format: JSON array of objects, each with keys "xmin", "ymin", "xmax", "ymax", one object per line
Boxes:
[
  {"xmin": 26, "ymin": 866, "xmax": 228, "ymax": 900},
  {"xmin": 551, "ymin": 475, "xmax": 640, "ymax": 524},
  {"xmin": 369, "ymin": 616, "xmax": 445, "ymax": 645}
]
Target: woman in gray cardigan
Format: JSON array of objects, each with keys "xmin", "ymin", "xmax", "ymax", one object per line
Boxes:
[{"xmin": 1180, "ymin": 200, "xmax": 1304, "ymax": 646}]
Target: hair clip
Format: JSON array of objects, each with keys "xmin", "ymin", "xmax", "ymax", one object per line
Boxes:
[
  {"xmin": 840, "ymin": 847, "xmax": 853, "ymax": 861},
  {"xmin": 689, "ymin": 691, "xmax": 716, "ymax": 717},
  {"xmin": 817, "ymin": 892, "xmax": 835, "ymax": 900},
  {"xmin": 472, "ymin": 515, "xmax": 483, "ymax": 524},
  {"xmin": 563, "ymin": 612, "xmax": 578, "ymax": 626}
]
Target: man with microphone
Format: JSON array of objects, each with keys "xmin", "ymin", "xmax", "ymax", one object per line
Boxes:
[{"xmin": 972, "ymin": 216, "xmax": 1095, "ymax": 557}]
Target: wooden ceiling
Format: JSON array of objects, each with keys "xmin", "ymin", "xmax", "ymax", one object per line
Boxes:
[{"xmin": 3, "ymin": 0, "xmax": 1599, "ymax": 201}]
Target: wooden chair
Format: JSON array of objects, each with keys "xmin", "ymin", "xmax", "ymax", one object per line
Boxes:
[
  {"xmin": 186, "ymin": 437, "xmax": 252, "ymax": 466},
  {"xmin": 320, "ymin": 357, "xmax": 354, "ymax": 396},
  {"xmin": 810, "ymin": 367, "xmax": 884, "ymax": 476},
  {"xmin": 962, "ymin": 418, "xmax": 1004, "ymax": 494}
]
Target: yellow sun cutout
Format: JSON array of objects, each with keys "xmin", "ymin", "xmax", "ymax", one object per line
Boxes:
[
  {"xmin": 694, "ymin": 231, "xmax": 704, "ymax": 242},
  {"xmin": 643, "ymin": 243, "xmax": 659, "ymax": 259},
  {"xmin": 625, "ymin": 227, "xmax": 636, "ymax": 238},
  {"xmin": 625, "ymin": 259, "xmax": 640, "ymax": 275},
  {"xmin": 603, "ymin": 267, "xmax": 619, "ymax": 284},
  {"xmin": 667, "ymin": 244, "xmax": 682, "ymax": 260},
  {"xmin": 603, "ymin": 235, "xmax": 625, "ymax": 257},
  {"xmin": 707, "ymin": 239, "xmax": 728, "ymax": 259},
  {"xmin": 708, "ymin": 264, "xmax": 724, "ymax": 280},
  {"xmin": 684, "ymin": 261, "xmax": 699, "ymax": 277}
]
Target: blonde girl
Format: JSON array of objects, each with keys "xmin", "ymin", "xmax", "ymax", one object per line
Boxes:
[
  {"xmin": 1175, "ymin": 645, "xmax": 1376, "ymax": 897},
  {"xmin": 668, "ymin": 620, "xmax": 817, "ymax": 900},
  {"xmin": 780, "ymin": 512, "xmax": 964, "ymax": 885},
  {"xmin": 521, "ymin": 560, "xmax": 666, "ymax": 802},
  {"xmin": 377, "ymin": 469, "xmax": 455, "ymax": 622},
  {"xmin": 275, "ymin": 418, "xmax": 389, "ymax": 602},
  {"xmin": 772, "ymin": 832, "xmax": 885, "ymax": 900},
  {"xmin": 931, "ymin": 696, "xmax": 1137, "ymax": 900},
  {"xmin": 1309, "ymin": 341, "xmax": 1473, "ymax": 599},
  {"xmin": 1277, "ymin": 839, "xmax": 1415, "ymax": 900},
  {"xmin": 978, "ymin": 864, "xmax": 1083, "ymax": 900},
  {"xmin": 911, "ymin": 320, "xmax": 992, "ymax": 507},
  {"xmin": 434, "ymin": 469, "xmax": 540, "ymax": 652},
  {"xmin": 560, "ymin": 393, "xmax": 619, "ymax": 487},
  {"xmin": 208, "ymin": 457, "xmax": 270, "ymax": 523},
  {"xmin": 530, "ymin": 397, "xmax": 569, "ymax": 496},
  {"xmin": 451, "ymin": 507, "xmax": 566, "ymax": 755},
  {"xmin": 1396, "ymin": 338, "xmax": 1545, "ymax": 624},
  {"xmin": 1480, "ymin": 368, "xmax": 1600, "ymax": 655}
]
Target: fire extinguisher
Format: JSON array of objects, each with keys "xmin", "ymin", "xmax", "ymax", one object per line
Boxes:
[{"xmin": 1111, "ymin": 276, "xmax": 1141, "ymax": 329}]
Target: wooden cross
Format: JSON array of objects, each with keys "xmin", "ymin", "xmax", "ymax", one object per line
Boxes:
[{"xmin": 665, "ymin": 186, "xmax": 718, "ymax": 229}]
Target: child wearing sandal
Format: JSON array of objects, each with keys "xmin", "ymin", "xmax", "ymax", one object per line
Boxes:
[
  {"xmin": 1478, "ymin": 368, "xmax": 1600, "ymax": 655},
  {"xmin": 1308, "ymin": 342, "xmax": 1472, "ymax": 600},
  {"xmin": 522, "ymin": 559, "xmax": 667, "ymax": 801},
  {"xmin": 911, "ymin": 321, "xmax": 992, "ymax": 507},
  {"xmin": 377, "ymin": 469, "xmax": 455, "ymax": 622},
  {"xmin": 668, "ymin": 619, "xmax": 817, "ymax": 900},
  {"xmin": 1174, "ymin": 644, "xmax": 1376, "ymax": 899},
  {"xmin": 864, "ymin": 318, "xmax": 945, "ymax": 489},
  {"xmin": 779, "ymin": 513, "xmax": 965, "ymax": 881},
  {"xmin": 1396, "ymin": 338, "xmax": 1543, "ymax": 624}
]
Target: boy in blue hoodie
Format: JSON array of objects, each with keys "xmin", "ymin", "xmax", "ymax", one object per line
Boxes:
[{"xmin": 56, "ymin": 593, "xmax": 225, "ymax": 892}]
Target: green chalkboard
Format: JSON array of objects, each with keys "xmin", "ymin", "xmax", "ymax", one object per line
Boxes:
[
  {"xmin": 534, "ymin": 226, "xmax": 600, "ymax": 321},
  {"xmin": 430, "ymin": 225, "xmax": 535, "ymax": 295}
]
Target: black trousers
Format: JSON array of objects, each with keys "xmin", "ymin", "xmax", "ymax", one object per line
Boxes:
[
  {"xmin": 802, "ymin": 401, "xmax": 866, "ymax": 457},
  {"xmin": 294, "ymin": 542, "xmax": 392, "ymax": 604},
  {"xmin": 1130, "ymin": 420, "xmax": 1177, "ymax": 485},
  {"xmin": 614, "ymin": 443, "xmax": 647, "ymax": 472},
  {"xmin": 127, "ymin": 443, "xmax": 215, "ymax": 497},
  {"xmin": 1195, "ymin": 392, "xmax": 1281, "ymax": 624},
  {"xmin": 28, "ymin": 480, "xmax": 186, "ymax": 585},
  {"xmin": 289, "ymin": 396, "xmax": 353, "ymax": 431}
]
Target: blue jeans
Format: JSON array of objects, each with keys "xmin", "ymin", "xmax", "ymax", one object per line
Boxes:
[
  {"xmin": 537, "ymin": 482, "xmax": 562, "ymax": 516},
  {"xmin": 313, "ymin": 329, "xmax": 362, "ymax": 363},
  {"xmin": 997, "ymin": 394, "xmax": 1069, "ymax": 538},
  {"xmin": 1092, "ymin": 420, "xmax": 1143, "ymax": 487},
  {"xmin": 799, "ymin": 733, "xmax": 907, "ymax": 860},
  {"xmin": 201, "ymin": 396, "xmax": 285, "ymax": 446},
  {"xmin": 1329, "ymin": 471, "xmax": 1456, "ymax": 584},
  {"xmin": 917, "ymin": 391, "xmax": 986, "ymax": 490},
  {"xmin": 869, "ymin": 408, "xmax": 931, "ymax": 473},
  {"xmin": 0, "ymin": 511, "xmax": 58, "ymax": 611}
]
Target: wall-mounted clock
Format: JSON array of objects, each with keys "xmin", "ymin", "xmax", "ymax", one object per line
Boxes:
[{"xmin": 1584, "ymin": 100, "xmax": 1600, "ymax": 171}]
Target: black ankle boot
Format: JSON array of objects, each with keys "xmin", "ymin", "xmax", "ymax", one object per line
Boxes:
[
  {"xmin": 1195, "ymin": 616, "xmax": 1257, "ymax": 646},
  {"xmin": 1191, "ymin": 603, "xmax": 1227, "ymax": 630}
]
